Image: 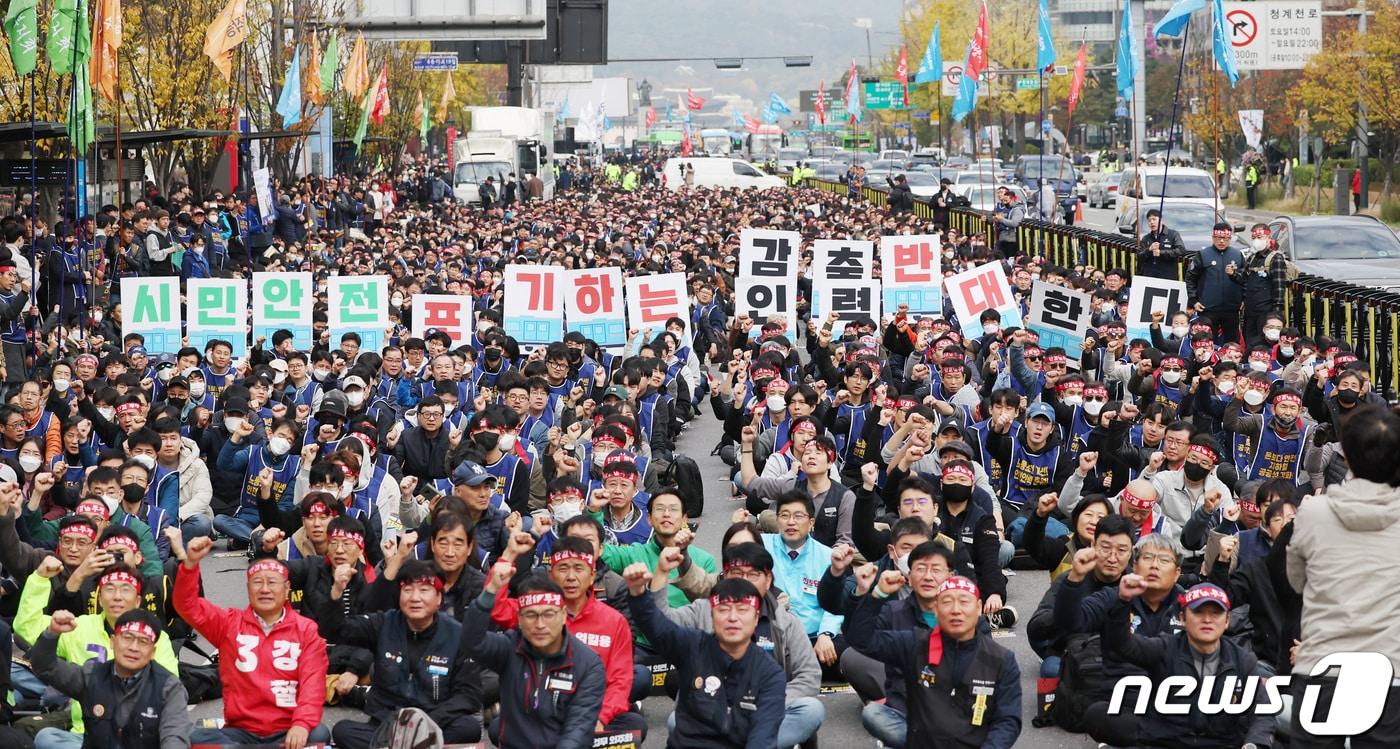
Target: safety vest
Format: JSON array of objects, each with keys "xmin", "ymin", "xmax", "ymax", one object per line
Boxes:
[{"xmin": 1245, "ymin": 419, "xmax": 1313, "ymax": 485}]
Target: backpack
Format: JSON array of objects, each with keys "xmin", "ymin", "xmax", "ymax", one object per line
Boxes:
[
  {"xmin": 660, "ymin": 452, "xmax": 705, "ymax": 518},
  {"xmin": 1049, "ymin": 633, "xmax": 1106, "ymax": 732},
  {"xmin": 1267, "ymin": 249, "xmax": 1300, "ymax": 282},
  {"xmin": 179, "ymin": 662, "xmax": 223, "ymax": 704}
]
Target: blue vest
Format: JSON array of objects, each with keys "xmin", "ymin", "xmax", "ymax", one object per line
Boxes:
[
  {"xmin": 836, "ymin": 401, "xmax": 870, "ymax": 465},
  {"xmin": 201, "ymin": 365, "xmax": 235, "ymax": 400},
  {"xmin": 969, "ymin": 419, "xmax": 1020, "ymax": 494},
  {"xmin": 1067, "ymin": 406, "xmax": 1094, "ymax": 459},
  {"xmin": 1005, "ymin": 439, "xmax": 1061, "ymax": 509},
  {"xmin": 239, "ymin": 447, "xmax": 300, "ymax": 511},
  {"xmin": 1154, "ymin": 377, "xmax": 1184, "ymax": 409},
  {"xmin": 25, "ymin": 410, "xmax": 53, "ymax": 450},
  {"xmin": 485, "ymin": 452, "xmax": 525, "ymax": 510},
  {"xmin": 289, "ymin": 380, "xmax": 321, "ymax": 408},
  {"xmin": 0, "ymin": 291, "xmax": 24, "ymax": 343},
  {"xmin": 1246, "ymin": 418, "xmax": 1313, "ymax": 484}
]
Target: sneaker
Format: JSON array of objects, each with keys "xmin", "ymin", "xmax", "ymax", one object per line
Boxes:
[
  {"xmin": 385, "ymin": 706, "xmax": 443, "ymax": 749},
  {"xmin": 987, "ymin": 605, "xmax": 1018, "ymax": 630}
]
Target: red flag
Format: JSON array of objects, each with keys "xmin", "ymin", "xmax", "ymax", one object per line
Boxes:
[
  {"xmin": 686, "ymin": 88, "xmax": 705, "ymax": 111},
  {"xmin": 645, "ymin": 106, "xmax": 657, "ymax": 128},
  {"xmin": 1067, "ymin": 42, "xmax": 1088, "ymax": 117},
  {"xmin": 743, "ymin": 115, "xmax": 762, "ymax": 134},
  {"xmin": 680, "ymin": 132, "xmax": 692, "ymax": 156},
  {"xmin": 370, "ymin": 64, "xmax": 390, "ymax": 125},
  {"xmin": 815, "ymin": 81, "xmax": 827, "ymax": 125},
  {"xmin": 895, "ymin": 46, "xmax": 910, "ymax": 106},
  {"xmin": 968, "ymin": 2, "xmax": 989, "ymax": 80}
]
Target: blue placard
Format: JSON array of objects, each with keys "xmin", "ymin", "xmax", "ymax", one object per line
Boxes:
[
  {"xmin": 187, "ymin": 331, "xmax": 248, "ymax": 360},
  {"xmin": 505, "ymin": 318, "xmax": 565, "ymax": 345},
  {"xmin": 882, "ymin": 286, "xmax": 942, "ymax": 318},
  {"xmin": 412, "ymin": 54, "xmax": 459, "ymax": 72}
]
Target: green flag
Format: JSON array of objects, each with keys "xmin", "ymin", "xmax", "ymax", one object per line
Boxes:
[
  {"xmin": 319, "ymin": 32, "xmax": 338, "ymax": 97},
  {"xmin": 3, "ymin": 0, "xmax": 39, "ymax": 75},
  {"xmin": 69, "ymin": 63, "xmax": 95, "ymax": 153},
  {"xmin": 419, "ymin": 94, "xmax": 430, "ymax": 144},
  {"xmin": 352, "ymin": 90, "xmax": 371, "ymax": 152},
  {"xmin": 47, "ymin": 0, "xmax": 91, "ymax": 74}
]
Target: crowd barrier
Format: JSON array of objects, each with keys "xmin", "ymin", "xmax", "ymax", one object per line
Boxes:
[{"xmin": 803, "ymin": 177, "xmax": 1400, "ymax": 399}]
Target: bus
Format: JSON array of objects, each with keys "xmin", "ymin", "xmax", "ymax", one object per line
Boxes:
[{"xmin": 840, "ymin": 132, "xmax": 875, "ymax": 152}]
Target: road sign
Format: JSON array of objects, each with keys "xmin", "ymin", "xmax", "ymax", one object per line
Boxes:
[
  {"xmin": 941, "ymin": 62, "xmax": 963, "ymax": 97},
  {"xmin": 1016, "ymin": 77, "xmax": 1041, "ymax": 91},
  {"xmin": 863, "ymin": 81, "xmax": 909, "ymax": 111},
  {"xmin": 799, "ymin": 88, "xmax": 843, "ymax": 113},
  {"xmin": 412, "ymin": 52, "xmax": 459, "ymax": 71},
  {"xmin": 1221, "ymin": 1, "xmax": 1321, "ymax": 70},
  {"xmin": 911, "ymin": 110, "xmax": 930, "ymax": 120}
]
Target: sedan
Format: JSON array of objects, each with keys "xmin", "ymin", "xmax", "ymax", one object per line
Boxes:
[
  {"xmin": 1268, "ymin": 215, "xmax": 1400, "ymax": 292},
  {"xmin": 1086, "ymin": 172, "xmax": 1122, "ymax": 209}
]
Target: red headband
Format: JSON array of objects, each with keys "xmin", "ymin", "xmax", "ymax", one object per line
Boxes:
[
  {"xmin": 1188, "ymin": 444, "xmax": 1219, "ymax": 464},
  {"xmin": 942, "ymin": 464, "xmax": 974, "ymax": 481},
  {"xmin": 550, "ymin": 489, "xmax": 583, "ymax": 503},
  {"xmin": 804, "ymin": 442, "xmax": 837, "ymax": 463},
  {"xmin": 594, "ymin": 434, "xmax": 624, "ymax": 450},
  {"xmin": 551, "ymin": 549, "xmax": 596, "ymax": 568},
  {"xmin": 350, "ymin": 433, "xmax": 377, "ymax": 455},
  {"xmin": 1084, "ymin": 386, "xmax": 1108, "ymax": 398},
  {"xmin": 100, "ymin": 570, "xmax": 142, "ymax": 592},
  {"xmin": 329, "ymin": 527, "xmax": 365, "ymax": 551},
  {"xmin": 247, "ymin": 559, "xmax": 289, "ymax": 580},
  {"xmin": 1212, "ymin": 228, "xmax": 1233, "ymax": 238},
  {"xmin": 76, "ymin": 500, "xmax": 110, "ymax": 519},
  {"xmin": 114, "ymin": 619, "xmax": 157, "ymax": 641},
  {"xmin": 305, "ymin": 501, "xmax": 333, "ymax": 517},
  {"xmin": 602, "ymin": 466, "xmax": 637, "ymax": 482},
  {"xmin": 1160, "ymin": 356, "xmax": 1183, "ymax": 368},
  {"xmin": 792, "ymin": 420, "xmax": 818, "ymax": 435},
  {"xmin": 1045, "ymin": 354, "xmax": 1067, "ymax": 365},
  {"xmin": 101, "ymin": 536, "xmax": 140, "ymax": 554},
  {"xmin": 115, "ymin": 402, "xmax": 143, "ymax": 415},
  {"xmin": 710, "ymin": 594, "xmax": 760, "ymax": 609},
  {"xmin": 936, "ymin": 576, "xmax": 980, "ymax": 599},
  {"xmin": 1121, "ymin": 487, "xmax": 1156, "ymax": 510},
  {"xmin": 518, "ymin": 592, "xmax": 564, "ymax": 609},
  {"xmin": 61, "ymin": 522, "xmax": 97, "ymax": 541},
  {"xmin": 1273, "ymin": 393, "xmax": 1301, "ymax": 407},
  {"xmin": 400, "ymin": 574, "xmax": 445, "ymax": 591}
]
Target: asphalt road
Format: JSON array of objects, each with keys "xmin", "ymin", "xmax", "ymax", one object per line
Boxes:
[{"xmin": 185, "ymin": 378, "xmax": 1096, "ymax": 747}]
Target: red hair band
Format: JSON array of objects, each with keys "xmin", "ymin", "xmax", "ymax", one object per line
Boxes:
[
  {"xmin": 1273, "ymin": 393, "xmax": 1301, "ymax": 407},
  {"xmin": 101, "ymin": 536, "xmax": 140, "ymax": 554},
  {"xmin": 942, "ymin": 464, "xmax": 975, "ymax": 481},
  {"xmin": 936, "ymin": 576, "xmax": 980, "ymax": 599},
  {"xmin": 329, "ymin": 528, "xmax": 365, "ymax": 551},
  {"xmin": 551, "ymin": 549, "xmax": 596, "ymax": 568},
  {"xmin": 61, "ymin": 523, "xmax": 97, "ymax": 541},
  {"xmin": 115, "ymin": 402, "xmax": 143, "ymax": 416},
  {"xmin": 518, "ymin": 592, "xmax": 564, "ymax": 609},
  {"xmin": 1121, "ymin": 488, "xmax": 1156, "ymax": 510},
  {"xmin": 400, "ymin": 575, "xmax": 445, "ymax": 591},
  {"xmin": 75, "ymin": 500, "xmax": 110, "ymax": 519},
  {"xmin": 113, "ymin": 619, "xmax": 157, "ymax": 641},
  {"xmin": 710, "ymin": 594, "xmax": 760, "ymax": 609},
  {"xmin": 100, "ymin": 570, "xmax": 142, "ymax": 592},
  {"xmin": 1188, "ymin": 444, "xmax": 1219, "ymax": 464},
  {"xmin": 247, "ymin": 560, "xmax": 289, "ymax": 580}
]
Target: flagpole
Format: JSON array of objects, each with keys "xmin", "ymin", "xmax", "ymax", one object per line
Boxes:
[{"xmin": 1157, "ymin": 22, "xmax": 1191, "ymax": 222}]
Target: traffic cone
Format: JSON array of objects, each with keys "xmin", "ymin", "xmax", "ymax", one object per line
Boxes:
[{"xmin": 1075, "ymin": 201, "xmax": 1084, "ymax": 223}]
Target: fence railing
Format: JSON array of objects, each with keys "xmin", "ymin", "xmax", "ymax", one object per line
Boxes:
[{"xmin": 802, "ymin": 177, "xmax": 1400, "ymax": 398}]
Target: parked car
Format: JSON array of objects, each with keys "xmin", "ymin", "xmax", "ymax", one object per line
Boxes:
[
  {"xmin": 1267, "ymin": 215, "xmax": 1400, "ymax": 292},
  {"xmin": 1086, "ymin": 171, "xmax": 1123, "ymax": 209},
  {"xmin": 1119, "ymin": 204, "xmax": 1248, "ymax": 254},
  {"xmin": 1115, "ymin": 166, "xmax": 1221, "ymax": 227}
]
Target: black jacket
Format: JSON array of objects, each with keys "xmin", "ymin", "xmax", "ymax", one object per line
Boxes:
[
  {"xmin": 393, "ymin": 425, "xmax": 453, "ymax": 484},
  {"xmin": 886, "ymin": 178, "xmax": 915, "ymax": 213},
  {"xmin": 1136, "ymin": 227, "xmax": 1186, "ymax": 280}
]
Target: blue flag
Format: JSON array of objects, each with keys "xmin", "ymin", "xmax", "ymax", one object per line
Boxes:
[
  {"xmin": 951, "ymin": 43, "xmax": 978, "ymax": 123},
  {"xmin": 1036, "ymin": 0, "xmax": 1057, "ymax": 71},
  {"xmin": 1153, "ymin": 0, "xmax": 1205, "ymax": 38},
  {"xmin": 276, "ymin": 44, "xmax": 303, "ymax": 128},
  {"xmin": 556, "ymin": 94, "xmax": 570, "ymax": 123},
  {"xmin": 845, "ymin": 70, "xmax": 863, "ymax": 124},
  {"xmin": 733, "ymin": 110, "xmax": 745, "ymax": 128},
  {"xmin": 1212, "ymin": 0, "xmax": 1239, "ymax": 86},
  {"xmin": 763, "ymin": 107, "xmax": 777, "ymax": 124},
  {"xmin": 1116, "ymin": 0, "xmax": 1135, "ymax": 100},
  {"xmin": 914, "ymin": 23, "xmax": 941, "ymax": 84},
  {"xmin": 768, "ymin": 93, "xmax": 792, "ymax": 116}
]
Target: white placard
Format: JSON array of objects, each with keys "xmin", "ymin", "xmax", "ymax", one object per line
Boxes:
[
  {"xmin": 563, "ymin": 267, "xmax": 627, "ymax": 348},
  {"xmin": 1026, "ymin": 280, "xmax": 1092, "ymax": 369},
  {"xmin": 812, "ymin": 239, "xmax": 874, "ymax": 280},
  {"xmin": 503, "ymin": 265, "xmax": 565, "ymax": 345},
  {"xmin": 186, "ymin": 278, "xmax": 249, "ymax": 359},
  {"xmin": 943, "ymin": 261, "xmax": 1022, "ymax": 339},
  {"xmin": 812, "ymin": 278, "xmax": 882, "ymax": 337},
  {"xmin": 1126, "ymin": 276, "xmax": 1190, "ymax": 343},
  {"xmin": 625, "ymin": 272, "xmax": 690, "ymax": 343},
  {"xmin": 412, "ymin": 294, "xmax": 475, "ymax": 347},
  {"xmin": 327, "ymin": 275, "xmax": 391, "ymax": 353},
  {"xmin": 735, "ymin": 229, "xmax": 800, "ymax": 336},
  {"xmin": 1221, "ymin": 1, "xmax": 1322, "ymax": 71}
]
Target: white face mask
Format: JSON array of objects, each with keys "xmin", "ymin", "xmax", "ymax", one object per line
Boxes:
[
  {"xmin": 1263, "ymin": 328, "xmax": 1281, "ymax": 342},
  {"xmin": 18, "ymin": 455, "xmax": 42, "ymax": 473},
  {"xmin": 1083, "ymin": 400, "xmax": 1104, "ymax": 416},
  {"xmin": 1170, "ymin": 325, "xmax": 1188, "ymax": 338},
  {"xmin": 313, "ymin": 368, "xmax": 331, "ymax": 381},
  {"xmin": 443, "ymin": 402, "xmax": 455, "ymax": 416},
  {"xmin": 53, "ymin": 378, "xmax": 70, "ymax": 392},
  {"xmin": 391, "ymin": 294, "xmax": 405, "ymax": 307},
  {"xmin": 1061, "ymin": 395, "xmax": 1083, "ymax": 407},
  {"xmin": 1251, "ymin": 237, "xmax": 1270, "ymax": 251},
  {"xmin": 133, "ymin": 454, "xmax": 156, "ymax": 470},
  {"xmin": 894, "ymin": 552, "xmax": 911, "ymax": 576},
  {"xmin": 346, "ymin": 391, "xmax": 365, "ymax": 407},
  {"xmin": 340, "ymin": 480, "xmax": 354, "ymax": 498},
  {"xmin": 1249, "ymin": 359, "xmax": 1269, "ymax": 373},
  {"xmin": 497, "ymin": 433, "xmax": 517, "ymax": 452},
  {"xmin": 274, "ymin": 372, "xmax": 287, "ymax": 385},
  {"xmin": 551, "ymin": 500, "xmax": 583, "ymax": 524},
  {"xmin": 98, "ymin": 407, "xmax": 116, "ymax": 422},
  {"xmin": 224, "ymin": 416, "xmax": 245, "ymax": 433},
  {"xmin": 1279, "ymin": 345, "xmax": 1294, "ymax": 357},
  {"xmin": 100, "ymin": 493, "xmax": 121, "ymax": 513},
  {"xmin": 1195, "ymin": 348, "xmax": 1213, "ymax": 362},
  {"xmin": 157, "ymin": 368, "xmax": 173, "ymax": 383},
  {"xmin": 1161, "ymin": 370, "xmax": 1182, "ymax": 385},
  {"xmin": 1216, "ymin": 379, "xmax": 1236, "ymax": 396},
  {"xmin": 1243, "ymin": 389, "xmax": 1266, "ymax": 406},
  {"xmin": 268, "ymin": 437, "xmax": 292, "ymax": 456},
  {"xmin": 189, "ymin": 381, "xmax": 206, "ymax": 398},
  {"xmin": 766, "ymin": 394, "xmax": 787, "ymax": 413},
  {"xmin": 982, "ymin": 323, "xmax": 1000, "ymax": 337}
]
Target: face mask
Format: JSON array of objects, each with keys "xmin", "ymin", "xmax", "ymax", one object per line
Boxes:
[
  {"xmin": 1279, "ymin": 346, "xmax": 1294, "ymax": 358},
  {"xmin": 1083, "ymin": 400, "xmax": 1104, "ymax": 416},
  {"xmin": 1338, "ymin": 389, "xmax": 1360, "ymax": 406},
  {"xmin": 189, "ymin": 381, "xmax": 206, "ymax": 398},
  {"xmin": 313, "ymin": 368, "xmax": 331, "ymax": 381},
  {"xmin": 340, "ymin": 480, "xmax": 354, "ymax": 499},
  {"xmin": 268, "ymin": 437, "xmax": 292, "ymax": 456},
  {"xmin": 1195, "ymin": 348, "xmax": 1212, "ymax": 362},
  {"xmin": 224, "ymin": 416, "xmax": 245, "ymax": 433},
  {"xmin": 894, "ymin": 552, "xmax": 911, "ymax": 576},
  {"xmin": 157, "ymin": 368, "xmax": 173, "ymax": 383},
  {"xmin": 1099, "ymin": 302, "xmax": 1115, "ymax": 314},
  {"xmin": 192, "ymin": 244, "xmax": 205, "ymax": 254},
  {"xmin": 1183, "ymin": 462, "xmax": 1210, "ymax": 482},
  {"xmin": 98, "ymin": 407, "xmax": 116, "ymax": 422},
  {"xmin": 1171, "ymin": 325, "xmax": 1189, "ymax": 338},
  {"xmin": 346, "ymin": 391, "xmax": 365, "ymax": 407},
  {"xmin": 1249, "ymin": 359, "xmax": 1269, "ymax": 373},
  {"xmin": 1061, "ymin": 395, "xmax": 1083, "ymax": 407},
  {"xmin": 274, "ymin": 372, "xmax": 286, "ymax": 385},
  {"xmin": 497, "ymin": 433, "xmax": 517, "ymax": 452},
  {"xmin": 1160, "ymin": 370, "xmax": 1182, "ymax": 385},
  {"xmin": 53, "ymin": 378, "xmax": 71, "ymax": 393},
  {"xmin": 485, "ymin": 347, "xmax": 502, "ymax": 361},
  {"xmin": 168, "ymin": 397, "xmax": 187, "ymax": 411},
  {"xmin": 766, "ymin": 394, "xmax": 787, "ymax": 413},
  {"xmin": 133, "ymin": 454, "xmax": 156, "ymax": 470},
  {"xmin": 1243, "ymin": 389, "xmax": 1266, "ymax": 406},
  {"xmin": 1263, "ymin": 328, "xmax": 1281, "ymax": 342},
  {"xmin": 1251, "ymin": 237, "xmax": 1270, "ymax": 251},
  {"xmin": 982, "ymin": 323, "xmax": 1000, "ymax": 336},
  {"xmin": 391, "ymin": 294, "xmax": 405, "ymax": 307},
  {"xmin": 122, "ymin": 483, "xmax": 146, "ymax": 504},
  {"xmin": 18, "ymin": 455, "xmax": 41, "ymax": 473},
  {"xmin": 100, "ymin": 492, "xmax": 121, "ymax": 513},
  {"xmin": 552, "ymin": 500, "xmax": 583, "ymax": 525},
  {"xmin": 942, "ymin": 483, "xmax": 972, "ymax": 505},
  {"xmin": 567, "ymin": 348, "xmax": 582, "ymax": 364},
  {"xmin": 93, "ymin": 311, "xmax": 103, "ymax": 323},
  {"xmin": 1216, "ymin": 379, "xmax": 1236, "ymax": 396},
  {"xmin": 443, "ymin": 402, "xmax": 456, "ymax": 416},
  {"xmin": 475, "ymin": 431, "xmax": 500, "ymax": 452}
]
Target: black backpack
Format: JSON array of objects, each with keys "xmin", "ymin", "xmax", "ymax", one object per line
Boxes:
[
  {"xmin": 660, "ymin": 452, "xmax": 705, "ymax": 518},
  {"xmin": 1050, "ymin": 633, "xmax": 1106, "ymax": 732}
]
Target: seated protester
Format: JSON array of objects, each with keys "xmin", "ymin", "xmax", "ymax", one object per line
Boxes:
[
  {"xmin": 173, "ymin": 536, "xmax": 331, "ymax": 747},
  {"xmin": 760, "ymin": 491, "xmax": 846, "ymax": 677},
  {"xmin": 19, "ymin": 495, "xmax": 163, "ymax": 578},
  {"xmin": 459, "ymin": 405, "xmax": 534, "ymax": 513},
  {"xmin": 623, "ymin": 567, "xmax": 787, "ymax": 749},
  {"xmin": 1061, "ymin": 460, "xmax": 1177, "ymax": 542},
  {"xmin": 934, "ymin": 460, "xmax": 1010, "ymax": 612},
  {"xmin": 111, "ymin": 459, "xmax": 174, "ymax": 560},
  {"xmin": 255, "ymin": 490, "xmax": 343, "ymax": 561},
  {"xmin": 491, "ymin": 537, "xmax": 647, "ymax": 738},
  {"xmin": 750, "ymin": 385, "xmax": 822, "ymax": 474},
  {"xmin": 530, "ymin": 476, "xmax": 587, "ymax": 560},
  {"xmin": 1022, "ymin": 492, "xmax": 1114, "ymax": 579},
  {"xmin": 439, "ymin": 459, "xmax": 513, "ymax": 567},
  {"xmin": 1224, "ymin": 387, "xmax": 1317, "ymax": 487},
  {"xmin": 153, "ymin": 415, "xmax": 215, "ymax": 541},
  {"xmin": 588, "ymin": 457, "xmax": 652, "ymax": 546},
  {"xmin": 391, "ymin": 394, "xmax": 452, "ymax": 487},
  {"xmin": 30, "ymin": 609, "xmax": 191, "ymax": 749},
  {"xmin": 739, "ymin": 429, "xmax": 855, "ymax": 548},
  {"xmin": 983, "ymin": 401, "xmax": 1074, "ymax": 544},
  {"xmin": 845, "ymin": 573, "xmax": 1023, "ymax": 749},
  {"xmin": 126, "ymin": 426, "xmax": 179, "ymax": 527},
  {"xmin": 468, "ymin": 562, "xmax": 606, "ymax": 749},
  {"xmin": 375, "ymin": 508, "xmax": 484, "ymax": 622},
  {"xmin": 648, "ymin": 542, "xmax": 823, "ymax": 748},
  {"xmin": 758, "ymin": 415, "xmax": 836, "ymax": 481},
  {"xmin": 253, "ymin": 514, "xmax": 377, "ymax": 628},
  {"xmin": 215, "ymin": 415, "xmax": 302, "ymax": 545},
  {"xmin": 321, "ymin": 560, "xmax": 483, "ymax": 749},
  {"xmin": 849, "ymin": 469, "xmax": 958, "ymax": 568},
  {"xmin": 1093, "ymin": 581, "xmax": 1274, "ymax": 749},
  {"xmin": 1142, "ymin": 435, "xmax": 1235, "ymax": 533},
  {"xmin": 850, "ymin": 541, "xmax": 958, "ymax": 749},
  {"xmin": 1211, "ymin": 495, "xmax": 1296, "ymax": 574},
  {"xmin": 45, "ymin": 525, "xmax": 169, "ymax": 619},
  {"xmin": 598, "ymin": 488, "xmax": 717, "ymax": 608},
  {"xmin": 15, "ymin": 557, "xmax": 180, "ymax": 742}
]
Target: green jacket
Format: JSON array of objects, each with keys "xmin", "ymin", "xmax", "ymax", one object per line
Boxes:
[
  {"xmin": 1246, "ymin": 166, "xmax": 1259, "ymax": 185},
  {"xmin": 15, "ymin": 573, "xmax": 179, "ymax": 734},
  {"xmin": 23, "ymin": 506, "xmax": 163, "ymax": 578},
  {"xmin": 599, "ymin": 536, "xmax": 718, "ymax": 608}
]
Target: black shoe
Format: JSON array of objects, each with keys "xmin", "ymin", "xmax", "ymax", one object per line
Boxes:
[
  {"xmin": 342, "ymin": 685, "xmax": 370, "ymax": 710},
  {"xmin": 987, "ymin": 605, "xmax": 1018, "ymax": 630},
  {"xmin": 226, "ymin": 537, "xmax": 250, "ymax": 552}
]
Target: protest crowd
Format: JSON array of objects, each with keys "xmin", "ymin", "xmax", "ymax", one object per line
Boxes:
[{"xmin": 0, "ymin": 152, "xmax": 1392, "ymax": 749}]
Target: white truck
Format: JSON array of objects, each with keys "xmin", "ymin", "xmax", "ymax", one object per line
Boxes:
[
  {"xmin": 453, "ymin": 106, "xmax": 555, "ymax": 204},
  {"xmin": 746, "ymin": 127, "xmax": 785, "ymax": 162},
  {"xmin": 698, "ymin": 128, "xmax": 733, "ymax": 157}
]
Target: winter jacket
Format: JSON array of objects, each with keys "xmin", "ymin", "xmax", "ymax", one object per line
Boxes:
[
  {"xmin": 177, "ymin": 437, "xmax": 213, "ymax": 521},
  {"xmin": 462, "ymin": 591, "xmax": 605, "ymax": 749},
  {"xmin": 599, "ymin": 536, "xmax": 719, "ymax": 609},
  {"xmin": 1287, "ymin": 478, "xmax": 1400, "ymax": 674},
  {"xmin": 172, "ymin": 564, "xmax": 328, "ymax": 735},
  {"xmin": 1186, "ymin": 244, "xmax": 1245, "ymax": 310}
]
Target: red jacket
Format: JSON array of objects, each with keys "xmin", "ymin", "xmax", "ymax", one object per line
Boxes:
[
  {"xmin": 492, "ymin": 588, "xmax": 634, "ymax": 725},
  {"xmin": 174, "ymin": 565, "xmax": 328, "ymax": 735}
]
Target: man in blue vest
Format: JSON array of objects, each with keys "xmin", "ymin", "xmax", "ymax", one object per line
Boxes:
[
  {"xmin": 1223, "ymin": 387, "xmax": 1317, "ymax": 487},
  {"xmin": 0, "ymin": 254, "xmax": 31, "ymax": 397},
  {"xmin": 984, "ymin": 402, "xmax": 1074, "ymax": 545}
]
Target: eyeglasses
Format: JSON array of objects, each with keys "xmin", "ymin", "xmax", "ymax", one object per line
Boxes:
[
  {"xmin": 60, "ymin": 536, "xmax": 94, "ymax": 549},
  {"xmin": 419, "ymin": 410, "xmax": 443, "ymax": 418},
  {"xmin": 1094, "ymin": 543, "xmax": 1132, "ymax": 559},
  {"xmin": 724, "ymin": 568, "xmax": 767, "ymax": 582},
  {"xmin": 113, "ymin": 631, "xmax": 155, "ymax": 647},
  {"xmin": 776, "ymin": 511, "xmax": 810, "ymax": 522},
  {"xmin": 1137, "ymin": 552, "xmax": 1178, "ymax": 567},
  {"xmin": 519, "ymin": 608, "xmax": 563, "ymax": 623}
]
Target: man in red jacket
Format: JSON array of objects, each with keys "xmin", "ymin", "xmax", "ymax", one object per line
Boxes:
[
  {"xmin": 173, "ymin": 534, "xmax": 330, "ymax": 749},
  {"xmin": 491, "ymin": 534, "xmax": 647, "ymax": 739}
]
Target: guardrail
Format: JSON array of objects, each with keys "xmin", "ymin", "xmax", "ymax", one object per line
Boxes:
[{"xmin": 803, "ymin": 177, "xmax": 1400, "ymax": 398}]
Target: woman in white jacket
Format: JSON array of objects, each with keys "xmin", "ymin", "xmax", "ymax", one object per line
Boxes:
[{"xmin": 177, "ymin": 436, "xmax": 214, "ymax": 539}]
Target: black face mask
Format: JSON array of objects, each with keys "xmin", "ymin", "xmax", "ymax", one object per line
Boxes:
[
  {"xmin": 484, "ymin": 347, "xmax": 502, "ymax": 361},
  {"xmin": 121, "ymin": 483, "xmax": 146, "ymax": 504},
  {"xmin": 167, "ymin": 397, "xmax": 187, "ymax": 411},
  {"xmin": 474, "ymin": 431, "xmax": 499, "ymax": 452},
  {"xmin": 942, "ymin": 483, "xmax": 972, "ymax": 505},
  {"xmin": 1338, "ymin": 389, "xmax": 1360, "ymax": 406},
  {"xmin": 1183, "ymin": 462, "xmax": 1211, "ymax": 482},
  {"xmin": 567, "ymin": 348, "xmax": 583, "ymax": 364}
]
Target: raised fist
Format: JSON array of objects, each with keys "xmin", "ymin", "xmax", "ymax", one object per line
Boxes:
[
  {"xmin": 1069, "ymin": 547, "xmax": 1098, "ymax": 582},
  {"xmin": 829, "ymin": 543, "xmax": 856, "ymax": 576}
]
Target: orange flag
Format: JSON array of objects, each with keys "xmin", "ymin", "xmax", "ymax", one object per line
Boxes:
[
  {"xmin": 344, "ymin": 32, "xmax": 369, "ymax": 100},
  {"xmin": 91, "ymin": 0, "xmax": 121, "ymax": 101},
  {"xmin": 203, "ymin": 0, "xmax": 248, "ymax": 82},
  {"xmin": 437, "ymin": 72, "xmax": 455, "ymax": 123},
  {"xmin": 306, "ymin": 32, "xmax": 322, "ymax": 104},
  {"xmin": 370, "ymin": 64, "xmax": 390, "ymax": 125}
]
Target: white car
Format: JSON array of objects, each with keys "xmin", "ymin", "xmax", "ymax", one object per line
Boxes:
[
  {"xmin": 661, "ymin": 157, "xmax": 785, "ymax": 190},
  {"xmin": 953, "ymin": 183, "xmax": 1028, "ymax": 211},
  {"xmin": 1115, "ymin": 166, "xmax": 1221, "ymax": 226}
]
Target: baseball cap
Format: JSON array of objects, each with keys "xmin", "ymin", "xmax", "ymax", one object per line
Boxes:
[
  {"xmin": 452, "ymin": 460, "xmax": 496, "ymax": 487},
  {"xmin": 1026, "ymin": 402, "xmax": 1056, "ymax": 422},
  {"xmin": 603, "ymin": 385, "xmax": 629, "ymax": 401},
  {"xmin": 223, "ymin": 397, "xmax": 250, "ymax": 415},
  {"xmin": 937, "ymin": 439, "xmax": 975, "ymax": 461},
  {"xmin": 341, "ymin": 375, "xmax": 367, "ymax": 390},
  {"xmin": 268, "ymin": 359, "xmax": 288, "ymax": 373},
  {"xmin": 1179, "ymin": 583, "xmax": 1230, "ymax": 611}
]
